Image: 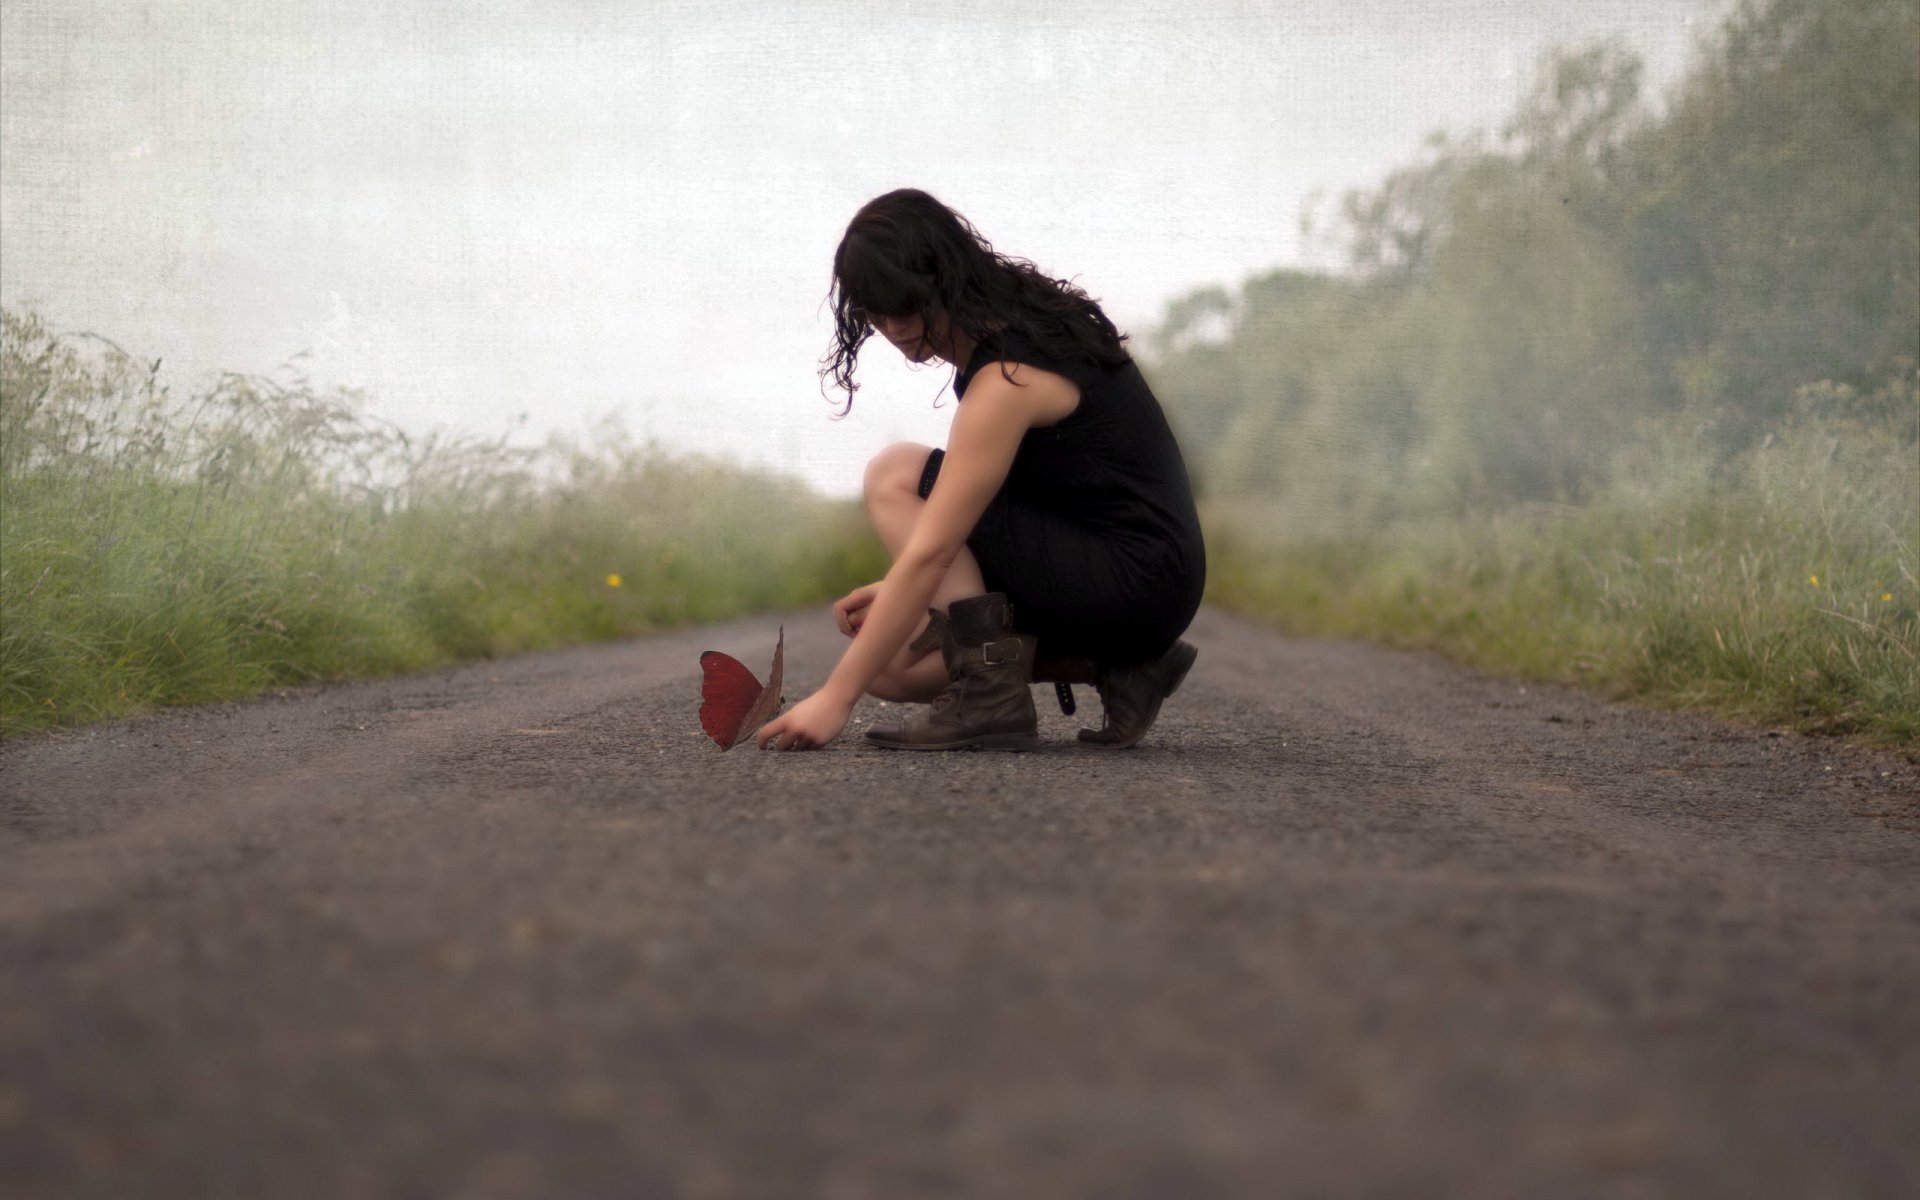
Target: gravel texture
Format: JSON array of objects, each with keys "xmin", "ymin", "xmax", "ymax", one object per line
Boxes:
[{"xmin": 3, "ymin": 604, "xmax": 1917, "ymax": 1199}]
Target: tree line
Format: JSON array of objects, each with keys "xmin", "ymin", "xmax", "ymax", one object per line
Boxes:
[{"xmin": 1148, "ymin": 0, "xmax": 1917, "ymax": 525}]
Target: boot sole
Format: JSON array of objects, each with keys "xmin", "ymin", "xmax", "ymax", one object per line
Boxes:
[
  {"xmin": 1078, "ymin": 640, "xmax": 1199, "ymax": 751},
  {"xmin": 865, "ymin": 730, "xmax": 1040, "ymax": 752}
]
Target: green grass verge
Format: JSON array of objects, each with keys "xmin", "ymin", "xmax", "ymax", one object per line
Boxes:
[
  {"xmin": 1201, "ymin": 415, "xmax": 1919, "ymax": 750},
  {"xmin": 1, "ymin": 466, "xmax": 885, "ymax": 736},
  {"xmin": 1, "ymin": 309, "xmax": 887, "ymax": 736}
]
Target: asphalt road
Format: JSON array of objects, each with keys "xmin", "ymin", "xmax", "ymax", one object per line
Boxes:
[{"xmin": 3, "ymin": 605, "xmax": 1917, "ymax": 1199}]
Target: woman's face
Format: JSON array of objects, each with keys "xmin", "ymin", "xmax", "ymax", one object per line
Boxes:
[{"xmin": 868, "ymin": 310, "xmax": 948, "ymax": 364}]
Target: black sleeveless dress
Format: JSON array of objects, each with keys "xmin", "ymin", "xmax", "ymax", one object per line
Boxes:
[{"xmin": 917, "ymin": 326, "xmax": 1206, "ymax": 666}]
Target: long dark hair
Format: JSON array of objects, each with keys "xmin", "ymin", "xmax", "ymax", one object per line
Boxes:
[{"xmin": 821, "ymin": 188, "xmax": 1131, "ymax": 416}]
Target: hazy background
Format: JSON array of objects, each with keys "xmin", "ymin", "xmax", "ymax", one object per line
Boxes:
[
  {"xmin": 3, "ymin": 0, "xmax": 1913, "ymax": 742},
  {"xmin": 2, "ymin": 0, "xmax": 1730, "ymax": 497}
]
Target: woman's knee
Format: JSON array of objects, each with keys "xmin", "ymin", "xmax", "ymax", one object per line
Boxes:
[{"xmin": 862, "ymin": 441, "xmax": 933, "ymax": 508}]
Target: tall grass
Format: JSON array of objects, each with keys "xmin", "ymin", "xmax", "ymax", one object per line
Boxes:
[
  {"xmin": 0, "ymin": 308, "xmax": 887, "ymax": 735},
  {"xmin": 1201, "ymin": 380, "xmax": 1920, "ymax": 746}
]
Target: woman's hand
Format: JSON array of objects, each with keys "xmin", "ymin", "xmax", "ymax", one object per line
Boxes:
[
  {"xmin": 832, "ymin": 582, "xmax": 883, "ymax": 637},
  {"xmin": 755, "ymin": 689, "xmax": 854, "ymax": 752}
]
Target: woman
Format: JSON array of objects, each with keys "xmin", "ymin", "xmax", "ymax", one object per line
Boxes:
[{"xmin": 756, "ymin": 188, "xmax": 1205, "ymax": 752}]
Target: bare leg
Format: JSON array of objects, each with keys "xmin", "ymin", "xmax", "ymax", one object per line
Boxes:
[{"xmin": 860, "ymin": 442, "xmax": 989, "ymax": 703}]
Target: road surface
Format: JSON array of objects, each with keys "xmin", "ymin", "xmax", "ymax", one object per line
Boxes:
[{"xmin": 3, "ymin": 605, "xmax": 1917, "ymax": 1198}]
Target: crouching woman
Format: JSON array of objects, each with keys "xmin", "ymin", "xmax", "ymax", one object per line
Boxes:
[{"xmin": 756, "ymin": 188, "xmax": 1205, "ymax": 753}]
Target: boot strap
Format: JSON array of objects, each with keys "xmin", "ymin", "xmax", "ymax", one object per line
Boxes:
[
  {"xmin": 908, "ymin": 608, "xmax": 948, "ymax": 654},
  {"xmin": 909, "ymin": 600, "xmax": 1018, "ymax": 657},
  {"xmin": 1054, "ymin": 682, "xmax": 1076, "ymax": 715},
  {"xmin": 955, "ymin": 637, "xmax": 1023, "ymax": 669}
]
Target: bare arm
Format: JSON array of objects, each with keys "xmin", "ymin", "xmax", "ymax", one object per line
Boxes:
[
  {"xmin": 815, "ymin": 381, "xmax": 1041, "ymax": 705},
  {"xmin": 753, "ymin": 360, "xmax": 1079, "ymax": 750}
]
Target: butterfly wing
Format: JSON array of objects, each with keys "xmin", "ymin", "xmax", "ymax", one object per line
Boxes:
[
  {"xmin": 697, "ymin": 625, "xmax": 785, "ymax": 750},
  {"xmin": 699, "ymin": 651, "xmax": 762, "ymax": 748},
  {"xmin": 732, "ymin": 625, "xmax": 784, "ymax": 748}
]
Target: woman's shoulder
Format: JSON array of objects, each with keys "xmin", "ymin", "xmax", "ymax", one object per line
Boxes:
[{"xmin": 958, "ymin": 325, "xmax": 1107, "ymax": 397}]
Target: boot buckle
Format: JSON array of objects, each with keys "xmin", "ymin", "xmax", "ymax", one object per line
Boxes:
[{"xmin": 981, "ymin": 637, "xmax": 1021, "ymax": 666}]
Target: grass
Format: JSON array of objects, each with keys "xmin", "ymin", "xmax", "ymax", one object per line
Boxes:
[
  {"xmin": 0, "ymin": 308, "xmax": 887, "ymax": 736},
  {"xmin": 8, "ymin": 306, "xmax": 1915, "ymax": 750},
  {"xmin": 1201, "ymin": 396, "xmax": 1920, "ymax": 749}
]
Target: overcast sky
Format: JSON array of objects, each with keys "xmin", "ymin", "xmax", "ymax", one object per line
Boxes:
[{"xmin": 3, "ymin": 0, "xmax": 1729, "ymax": 496}]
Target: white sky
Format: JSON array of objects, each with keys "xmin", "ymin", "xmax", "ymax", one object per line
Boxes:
[{"xmin": 2, "ymin": 0, "xmax": 1729, "ymax": 497}]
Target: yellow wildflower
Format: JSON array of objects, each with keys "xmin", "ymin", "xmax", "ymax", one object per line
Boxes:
[
  {"xmin": 1883, "ymin": 592, "xmax": 1895, "ymax": 603},
  {"xmin": 606, "ymin": 574, "xmax": 623, "ymax": 588},
  {"xmin": 1808, "ymin": 574, "xmax": 1819, "ymax": 587}
]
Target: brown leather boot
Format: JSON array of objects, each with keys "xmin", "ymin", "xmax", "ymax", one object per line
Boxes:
[
  {"xmin": 865, "ymin": 593, "xmax": 1040, "ymax": 751},
  {"xmin": 898, "ymin": 614, "xmax": 1089, "ymax": 715},
  {"xmin": 1077, "ymin": 639, "xmax": 1199, "ymax": 750}
]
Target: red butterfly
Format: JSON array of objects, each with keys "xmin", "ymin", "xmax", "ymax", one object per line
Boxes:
[{"xmin": 698, "ymin": 626, "xmax": 785, "ymax": 750}]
